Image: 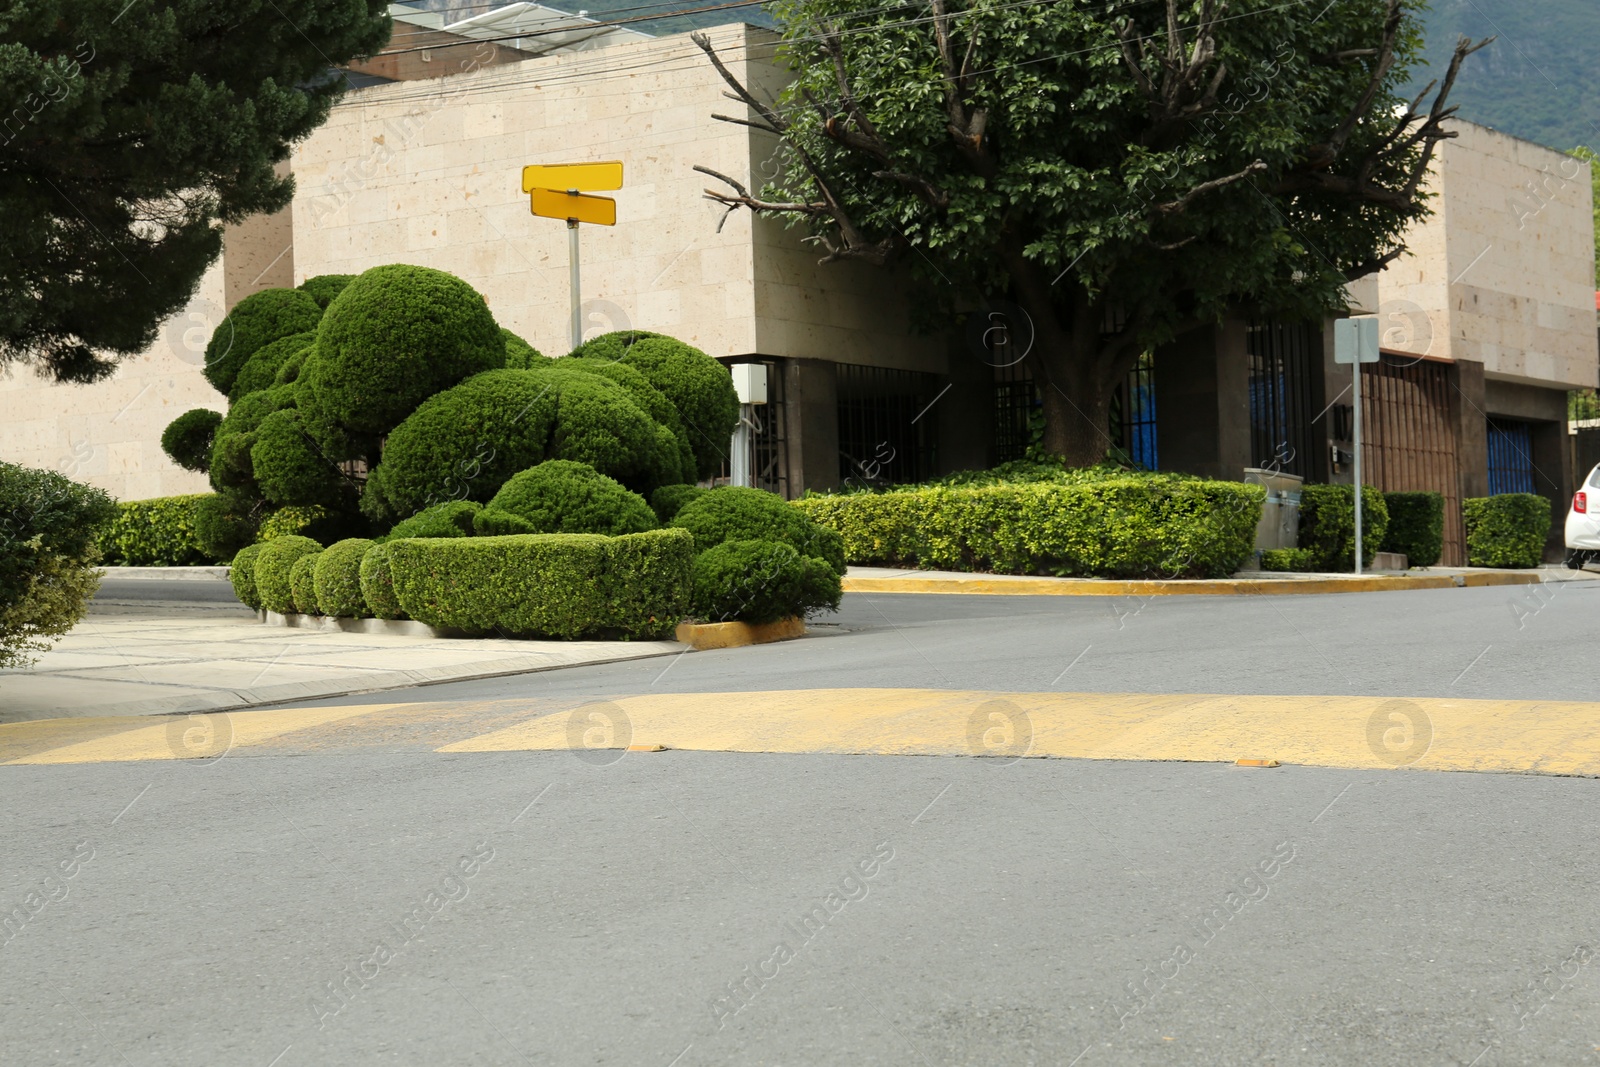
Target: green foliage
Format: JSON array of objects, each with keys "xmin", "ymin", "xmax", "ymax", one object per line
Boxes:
[
  {"xmin": 561, "ymin": 356, "xmax": 696, "ymax": 483},
  {"xmin": 250, "ymin": 408, "xmax": 349, "ymax": 508},
  {"xmin": 650, "ymin": 484, "xmax": 706, "ymax": 523},
  {"xmin": 254, "ymin": 535, "xmax": 322, "ymax": 615},
  {"xmin": 161, "ymin": 409, "xmax": 224, "ymax": 473},
  {"xmin": 299, "ymin": 274, "xmax": 356, "ymax": 309},
  {"xmin": 612, "ymin": 337, "xmax": 738, "ymax": 479},
  {"xmin": 358, "ymin": 541, "xmax": 405, "ymax": 620},
  {"xmin": 1259, "ymin": 548, "xmax": 1315, "ymax": 572},
  {"xmin": 1380, "ymin": 491, "xmax": 1445, "ymax": 568},
  {"xmin": 256, "ymin": 505, "xmax": 329, "ymax": 542},
  {"xmin": 97, "ymin": 494, "xmax": 210, "ymax": 566},
  {"xmin": 204, "ymin": 288, "xmax": 324, "ymax": 397},
  {"xmin": 1297, "ymin": 484, "xmax": 1389, "ymax": 571},
  {"xmin": 672, "ymin": 487, "xmax": 846, "ymax": 574},
  {"xmin": 921, "ymin": 458, "xmax": 1195, "ymax": 489},
  {"xmin": 386, "ymin": 529, "xmax": 692, "ymax": 639},
  {"xmin": 0, "ymin": 462, "xmax": 115, "ymax": 667},
  {"xmin": 0, "ymin": 0, "xmax": 391, "ymax": 383},
  {"xmin": 229, "ymin": 543, "xmax": 265, "ymax": 610},
  {"xmin": 795, "ymin": 479, "xmax": 1264, "ymax": 578},
  {"xmin": 304, "ymin": 264, "xmax": 506, "ymax": 439},
  {"xmin": 1463, "ymin": 493, "xmax": 1552, "ymax": 568},
  {"xmin": 568, "ymin": 329, "xmax": 668, "ymax": 362},
  {"xmin": 313, "ymin": 538, "xmax": 374, "ymax": 617},
  {"xmin": 502, "ymin": 328, "xmax": 546, "ymax": 368},
  {"xmin": 208, "ymin": 383, "xmax": 297, "ymax": 491},
  {"xmin": 232, "ymin": 331, "xmax": 315, "ymax": 401},
  {"xmin": 195, "ymin": 490, "xmax": 261, "ymax": 562},
  {"xmin": 381, "ymin": 500, "xmax": 481, "ymax": 542},
  {"xmin": 289, "ymin": 552, "xmax": 322, "ymax": 615},
  {"xmin": 481, "ymin": 461, "xmax": 657, "ymax": 536},
  {"xmin": 691, "ymin": 539, "xmax": 842, "ymax": 623}
]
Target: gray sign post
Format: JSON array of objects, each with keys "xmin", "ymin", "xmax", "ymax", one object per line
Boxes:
[{"xmin": 1334, "ymin": 317, "xmax": 1381, "ymax": 574}]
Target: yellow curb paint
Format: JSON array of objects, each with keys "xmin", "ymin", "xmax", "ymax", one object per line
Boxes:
[
  {"xmin": 438, "ymin": 688, "xmax": 1600, "ymax": 777},
  {"xmin": 627, "ymin": 744, "xmax": 668, "ymax": 752},
  {"xmin": 674, "ymin": 616, "xmax": 806, "ymax": 649},
  {"xmin": 3, "ymin": 702, "xmax": 417, "ymax": 765},
  {"xmin": 1235, "ymin": 758, "xmax": 1280, "ymax": 768},
  {"xmin": 839, "ymin": 573, "xmax": 1542, "ymax": 597}
]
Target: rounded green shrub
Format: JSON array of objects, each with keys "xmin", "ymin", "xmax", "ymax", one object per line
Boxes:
[
  {"xmin": 289, "ymin": 552, "xmax": 322, "ymax": 615},
  {"xmin": 532, "ymin": 365, "xmax": 681, "ymax": 493},
  {"xmin": 203, "ymin": 288, "xmax": 324, "ymax": 397},
  {"xmin": 502, "ymin": 328, "xmax": 545, "ymax": 368},
  {"xmin": 229, "ymin": 542, "xmax": 265, "ymax": 610},
  {"xmin": 481, "ymin": 460, "xmax": 657, "ymax": 536},
  {"xmin": 208, "ymin": 384, "xmax": 297, "ymax": 490},
  {"xmin": 232, "ymin": 331, "xmax": 315, "ymax": 401},
  {"xmin": 650, "ymin": 484, "xmax": 706, "ymax": 523},
  {"xmin": 1463, "ymin": 493, "xmax": 1551, "ymax": 568},
  {"xmin": 195, "ymin": 490, "xmax": 260, "ymax": 562},
  {"xmin": 381, "ymin": 500, "xmax": 481, "ymax": 542},
  {"xmin": 254, "ymin": 535, "xmax": 322, "ymax": 615},
  {"xmin": 358, "ymin": 541, "xmax": 405, "ymax": 620},
  {"xmin": 313, "ymin": 538, "xmax": 375, "ymax": 617},
  {"xmin": 1297, "ymin": 484, "xmax": 1388, "ymax": 571},
  {"xmin": 568, "ymin": 329, "xmax": 668, "ymax": 362},
  {"xmin": 561, "ymin": 357, "xmax": 695, "ymax": 483},
  {"xmin": 691, "ymin": 540, "xmax": 841, "ymax": 623},
  {"xmin": 614, "ymin": 337, "xmax": 738, "ymax": 479},
  {"xmin": 250, "ymin": 409, "xmax": 348, "ymax": 508},
  {"xmin": 299, "ymin": 274, "xmax": 356, "ymax": 309},
  {"xmin": 274, "ymin": 345, "xmax": 312, "ymax": 386},
  {"xmin": 471, "ymin": 508, "xmax": 537, "ymax": 535},
  {"xmin": 672, "ymin": 488, "xmax": 847, "ymax": 574},
  {"xmin": 304, "ymin": 264, "xmax": 506, "ymax": 438},
  {"xmin": 161, "ymin": 408, "xmax": 223, "ymax": 473},
  {"xmin": 1381, "ymin": 491, "xmax": 1445, "ymax": 568}
]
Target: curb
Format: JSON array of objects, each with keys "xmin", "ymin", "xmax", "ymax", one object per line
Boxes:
[
  {"xmin": 675, "ymin": 617, "xmax": 806, "ymax": 649},
  {"xmin": 261, "ymin": 610, "xmax": 454, "ymax": 638},
  {"xmin": 839, "ymin": 571, "xmax": 1546, "ymax": 597},
  {"xmin": 100, "ymin": 566, "xmax": 231, "ymax": 581}
]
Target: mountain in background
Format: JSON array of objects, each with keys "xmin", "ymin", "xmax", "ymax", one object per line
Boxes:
[{"xmin": 1411, "ymin": 0, "xmax": 1597, "ymax": 151}]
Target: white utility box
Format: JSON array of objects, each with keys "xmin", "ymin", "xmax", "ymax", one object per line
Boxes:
[{"xmin": 731, "ymin": 363, "xmax": 768, "ymax": 405}]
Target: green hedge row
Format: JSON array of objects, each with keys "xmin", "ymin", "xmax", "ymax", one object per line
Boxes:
[
  {"xmin": 1463, "ymin": 493, "xmax": 1551, "ymax": 568},
  {"xmin": 1297, "ymin": 484, "xmax": 1388, "ymax": 571},
  {"xmin": 793, "ymin": 479, "xmax": 1264, "ymax": 578},
  {"xmin": 97, "ymin": 494, "xmax": 211, "ymax": 566},
  {"xmin": 1379, "ymin": 491, "xmax": 1444, "ymax": 568}
]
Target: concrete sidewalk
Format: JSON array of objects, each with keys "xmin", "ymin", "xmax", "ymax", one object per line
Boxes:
[{"xmin": 0, "ymin": 613, "xmax": 683, "ymax": 724}]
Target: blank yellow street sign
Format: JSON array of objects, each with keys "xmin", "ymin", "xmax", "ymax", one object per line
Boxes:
[
  {"xmin": 530, "ymin": 188, "xmax": 616, "ymax": 226},
  {"xmin": 522, "ymin": 160, "xmax": 623, "ymax": 193}
]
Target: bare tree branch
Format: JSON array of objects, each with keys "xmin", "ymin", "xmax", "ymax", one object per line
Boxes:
[{"xmin": 1153, "ymin": 161, "xmax": 1268, "ymax": 214}]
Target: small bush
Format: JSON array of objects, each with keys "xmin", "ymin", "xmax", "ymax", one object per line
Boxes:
[
  {"xmin": 1259, "ymin": 547, "xmax": 1315, "ymax": 572},
  {"xmin": 673, "ymin": 487, "xmax": 846, "ymax": 574},
  {"xmin": 254, "ymin": 535, "xmax": 322, "ymax": 615},
  {"xmin": 313, "ymin": 538, "xmax": 375, "ymax": 617},
  {"xmin": 203, "ymin": 287, "xmax": 324, "ymax": 397},
  {"xmin": 229, "ymin": 543, "xmax": 265, "ymax": 610},
  {"xmin": 691, "ymin": 540, "xmax": 842, "ymax": 623},
  {"xmin": 97, "ymin": 495, "xmax": 209, "ymax": 566},
  {"xmin": 482, "ymin": 460, "xmax": 657, "ymax": 536},
  {"xmin": 299, "ymin": 274, "xmax": 356, "ymax": 309},
  {"xmin": 161, "ymin": 409, "xmax": 224, "ymax": 473},
  {"xmin": 359, "ymin": 541, "xmax": 405, "ymax": 620},
  {"xmin": 502, "ymin": 329, "xmax": 545, "ymax": 368},
  {"xmin": 1463, "ymin": 493, "xmax": 1551, "ymax": 568},
  {"xmin": 1296, "ymin": 484, "xmax": 1389, "ymax": 571},
  {"xmin": 650, "ymin": 484, "xmax": 706, "ymax": 523},
  {"xmin": 613, "ymin": 336, "xmax": 739, "ymax": 479},
  {"xmin": 1380, "ymin": 491, "xmax": 1445, "ymax": 568},
  {"xmin": 289, "ymin": 552, "xmax": 323, "ymax": 615},
  {"xmin": 195, "ymin": 490, "xmax": 261, "ymax": 562},
  {"xmin": 382, "ymin": 500, "xmax": 481, "ymax": 542},
  {"xmin": 387, "ymin": 528, "xmax": 692, "ymax": 639},
  {"xmin": 232, "ymin": 331, "xmax": 316, "ymax": 401}
]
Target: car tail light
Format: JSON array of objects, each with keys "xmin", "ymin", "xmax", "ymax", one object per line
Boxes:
[{"xmin": 1577, "ymin": 492, "xmax": 1588, "ymax": 514}]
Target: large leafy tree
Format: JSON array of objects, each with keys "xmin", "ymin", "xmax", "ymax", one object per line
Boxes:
[
  {"xmin": 694, "ymin": 0, "xmax": 1488, "ymax": 465},
  {"xmin": 0, "ymin": 0, "xmax": 391, "ymax": 382}
]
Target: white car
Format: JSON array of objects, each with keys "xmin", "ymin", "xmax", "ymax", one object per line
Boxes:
[{"xmin": 1565, "ymin": 463, "xmax": 1600, "ymax": 567}]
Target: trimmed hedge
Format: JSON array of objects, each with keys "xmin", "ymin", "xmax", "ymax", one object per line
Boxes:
[
  {"xmin": 1297, "ymin": 484, "xmax": 1389, "ymax": 571},
  {"xmin": 613, "ymin": 337, "xmax": 739, "ymax": 480},
  {"xmin": 1259, "ymin": 547, "xmax": 1315, "ymax": 572},
  {"xmin": 161, "ymin": 409, "xmax": 223, "ymax": 473},
  {"xmin": 386, "ymin": 528, "xmax": 692, "ymax": 639},
  {"xmin": 195, "ymin": 490, "xmax": 260, "ymax": 563},
  {"xmin": 382, "ymin": 500, "xmax": 481, "ymax": 542},
  {"xmin": 674, "ymin": 487, "xmax": 847, "ymax": 575},
  {"xmin": 203, "ymin": 287, "xmax": 324, "ymax": 397},
  {"xmin": 232, "ymin": 331, "xmax": 315, "ymax": 402},
  {"xmin": 794, "ymin": 479, "xmax": 1264, "ymax": 578},
  {"xmin": 289, "ymin": 552, "xmax": 323, "ymax": 615},
  {"xmin": 651, "ymin": 484, "xmax": 706, "ymax": 523},
  {"xmin": 97, "ymin": 494, "xmax": 209, "ymax": 566},
  {"xmin": 359, "ymin": 541, "xmax": 405, "ymax": 620},
  {"xmin": 691, "ymin": 540, "xmax": 842, "ymax": 623},
  {"xmin": 1380, "ymin": 491, "xmax": 1444, "ymax": 568},
  {"xmin": 502, "ymin": 329, "xmax": 545, "ymax": 368},
  {"xmin": 1463, "ymin": 493, "xmax": 1551, "ymax": 568},
  {"xmin": 299, "ymin": 274, "xmax": 355, "ymax": 309},
  {"xmin": 480, "ymin": 460, "xmax": 657, "ymax": 536},
  {"xmin": 561, "ymin": 357, "xmax": 695, "ymax": 484},
  {"xmin": 251, "ymin": 409, "xmax": 348, "ymax": 508},
  {"xmin": 313, "ymin": 538, "xmax": 374, "ymax": 617},
  {"xmin": 255, "ymin": 535, "xmax": 322, "ymax": 615},
  {"xmin": 229, "ymin": 543, "xmax": 264, "ymax": 610}
]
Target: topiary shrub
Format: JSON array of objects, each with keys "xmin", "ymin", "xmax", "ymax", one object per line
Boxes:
[
  {"xmin": 673, "ymin": 488, "xmax": 846, "ymax": 574},
  {"xmin": 1381, "ymin": 491, "xmax": 1445, "ymax": 568},
  {"xmin": 274, "ymin": 345, "xmax": 312, "ymax": 386},
  {"xmin": 254, "ymin": 535, "xmax": 322, "ymax": 615},
  {"xmin": 208, "ymin": 384, "xmax": 297, "ymax": 490},
  {"xmin": 472, "ymin": 508, "xmax": 538, "ymax": 535},
  {"xmin": 612, "ymin": 336, "xmax": 738, "ymax": 479},
  {"xmin": 299, "ymin": 274, "xmax": 356, "ymax": 309},
  {"xmin": 1296, "ymin": 484, "xmax": 1388, "ymax": 571},
  {"xmin": 562, "ymin": 357, "xmax": 695, "ymax": 483},
  {"xmin": 313, "ymin": 538, "xmax": 374, "ymax": 617},
  {"xmin": 1463, "ymin": 493, "xmax": 1552, "ymax": 568},
  {"xmin": 303, "ymin": 264, "xmax": 506, "ymax": 439},
  {"xmin": 381, "ymin": 500, "xmax": 482, "ymax": 542},
  {"xmin": 691, "ymin": 539, "xmax": 842, "ymax": 623},
  {"xmin": 195, "ymin": 490, "xmax": 261, "ymax": 562},
  {"xmin": 231, "ymin": 331, "xmax": 315, "ymax": 401},
  {"xmin": 289, "ymin": 552, "xmax": 323, "ymax": 615},
  {"xmin": 651, "ymin": 484, "xmax": 706, "ymax": 523},
  {"xmin": 203, "ymin": 287, "xmax": 324, "ymax": 397},
  {"xmin": 568, "ymin": 329, "xmax": 669, "ymax": 362},
  {"xmin": 161, "ymin": 409, "xmax": 223, "ymax": 473},
  {"xmin": 359, "ymin": 541, "xmax": 406, "ymax": 620},
  {"xmin": 229, "ymin": 543, "xmax": 265, "ymax": 610},
  {"xmin": 479, "ymin": 460, "xmax": 657, "ymax": 536},
  {"xmin": 502, "ymin": 328, "xmax": 545, "ymax": 368},
  {"xmin": 250, "ymin": 408, "xmax": 349, "ymax": 508},
  {"xmin": 97, "ymin": 495, "xmax": 209, "ymax": 566}
]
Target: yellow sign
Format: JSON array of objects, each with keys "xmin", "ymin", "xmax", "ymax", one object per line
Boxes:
[
  {"xmin": 522, "ymin": 160, "xmax": 623, "ymax": 194},
  {"xmin": 530, "ymin": 188, "xmax": 617, "ymax": 226}
]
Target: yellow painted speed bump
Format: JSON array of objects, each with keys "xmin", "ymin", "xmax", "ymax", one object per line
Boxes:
[
  {"xmin": 627, "ymin": 744, "xmax": 668, "ymax": 752},
  {"xmin": 1235, "ymin": 758, "xmax": 1281, "ymax": 768}
]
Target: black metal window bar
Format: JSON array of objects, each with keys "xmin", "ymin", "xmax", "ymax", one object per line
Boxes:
[
  {"xmin": 992, "ymin": 359, "xmax": 1037, "ymax": 464},
  {"xmin": 1107, "ymin": 351, "xmax": 1158, "ymax": 469},
  {"xmin": 836, "ymin": 363, "xmax": 940, "ymax": 486},
  {"xmin": 713, "ymin": 358, "xmax": 792, "ymax": 498},
  {"xmin": 1487, "ymin": 418, "xmax": 1537, "ymax": 495},
  {"xmin": 1246, "ymin": 317, "xmax": 1318, "ymax": 477}
]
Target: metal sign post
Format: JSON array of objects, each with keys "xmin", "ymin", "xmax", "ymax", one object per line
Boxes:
[
  {"xmin": 523, "ymin": 161, "xmax": 623, "ymax": 352},
  {"xmin": 568, "ymin": 220, "xmax": 580, "ymax": 351},
  {"xmin": 1334, "ymin": 317, "xmax": 1381, "ymax": 573}
]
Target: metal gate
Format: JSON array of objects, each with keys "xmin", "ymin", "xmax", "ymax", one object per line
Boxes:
[
  {"xmin": 1487, "ymin": 418, "xmax": 1537, "ymax": 495},
  {"xmin": 1360, "ymin": 357, "xmax": 1463, "ymax": 565},
  {"xmin": 1246, "ymin": 318, "xmax": 1319, "ymax": 477}
]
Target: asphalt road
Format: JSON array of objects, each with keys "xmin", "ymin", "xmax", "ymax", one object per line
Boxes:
[
  {"xmin": 5, "ymin": 583, "xmax": 1599, "ymax": 1065},
  {"xmin": 90, "ymin": 576, "xmax": 253, "ymax": 616}
]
